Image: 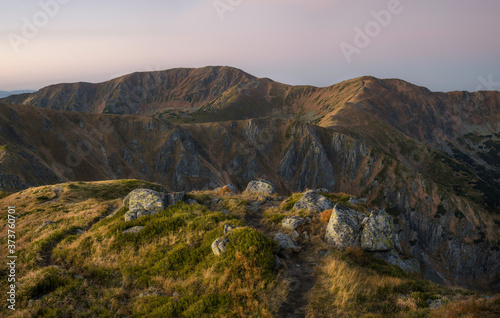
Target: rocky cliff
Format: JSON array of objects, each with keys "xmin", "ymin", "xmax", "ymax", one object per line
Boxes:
[{"xmin": 0, "ymin": 102, "xmax": 499, "ymax": 291}]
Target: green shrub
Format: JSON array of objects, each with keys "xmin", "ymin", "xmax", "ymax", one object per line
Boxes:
[
  {"xmin": 281, "ymin": 193, "xmax": 304, "ymax": 210},
  {"xmin": 223, "ymin": 227, "xmax": 278, "ymax": 277}
]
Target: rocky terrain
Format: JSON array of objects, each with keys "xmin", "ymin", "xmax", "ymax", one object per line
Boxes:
[
  {"xmin": 0, "ymin": 66, "xmax": 499, "ymax": 315},
  {"xmin": 1, "ymin": 180, "xmax": 499, "ymax": 317}
]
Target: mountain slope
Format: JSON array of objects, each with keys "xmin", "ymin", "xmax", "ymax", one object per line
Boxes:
[
  {"xmin": 1, "ymin": 102, "xmax": 499, "ymax": 291},
  {"xmin": 1, "ymin": 66, "xmax": 255, "ymax": 115}
]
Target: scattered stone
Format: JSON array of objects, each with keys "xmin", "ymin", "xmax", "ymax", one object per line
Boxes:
[
  {"xmin": 293, "ymin": 190, "xmax": 334, "ymax": 212},
  {"xmin": 223, "ymin": 224, "xmax": 234, "ymax": 234},
  {"xmin": 247, "ymin": 205, "xmax": 259, "ymax": 213},
  {"xmin": 123, "ymin": 226, "xmax": 145, "ymax": 234},
  {"xmin": 361, "ymin": 209, "xmax": 395, "ymax": 252},
  {"xmin": 303, "ymin": 231, "xmax": 310, "ymax": 240},
  {"xmin": 245, "ymin": 180, "xmax": 277, "ymax": 195},
  {"xmin": 273, "ymin": 232, "xmax": 299, "ymax": 250},
  {"xmin": 76, "ymin": 229, "xmax": 84, "ymax": 235},
  {"xmin": 291, "ymin": 230, "xmax": 300, "ymax": 239},
  {"xmin": 74, "ymin": 275, "xmax": 84, "ymax": 279},
  {"xmin": 186, "ymin": 199, "xmax": 199, "ymax": 205},
  {"xmin": 37, "ymin": 221, "xmax": 55, "ymax": 231},
  {"xmin": 296, "ymin": 264, "xmax": 301, "ymax": 268},
  {"xmin": 325, "ymin": 203, "xmax": 366, "ymax": 249},
  {"xmin": 220, "ymin": 209, "xmax": 230, "ymax": 215},
  {"xmin": 275, "ymin": 255, "xmax": 282, "ymax": 269},
  {"xmin": 318, "ymin": 250, "xmax": 331, "ymax": 257},
  {"xmin": 428, "ymin": 299, "xmax": 444, "ymax": 309},
  {"xmin": 172, "ymin": 292, "xmax": 180, "ymax": 298},
  {"xmin": 211, "ymin": 236, "xmax": 229, "ymax": 256},
  {"xmin": 305, "ymin": 217, "xmax": 312, "ymax": 223},
  {"xmin": 282, "ymin": 216, "xmax": 306, "ymax": 231},
  {"xmin": 348, "ymin": 196, "xmax": 369, "ymax": 205}
]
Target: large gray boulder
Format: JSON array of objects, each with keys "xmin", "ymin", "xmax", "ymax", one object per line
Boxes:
[
  {"xmin": 293, "ymin": 190, "xmax": 334, "ymax": 212},
  {"xmin": 282, "ymin": 216, "xmax": 306, "ymax": 231},
  {"xmin": 244, "ymin": 180, "xmax": 276, "ymax": 195},
  {"xmin": 123, "ymin": 188, "xmax": 185, "ymax": 221},
  {"xmin": 361, "ymin": 209, "xmax": 395, "ymax": 252},
  {"xmin": 325, "ymin": 203, "xmax": 366, "ymax": 249}
]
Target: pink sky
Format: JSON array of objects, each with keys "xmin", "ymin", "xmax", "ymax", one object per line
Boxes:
[{"xmin": 1, "ymin": 0, "xmax": 499, "ymax": 92}]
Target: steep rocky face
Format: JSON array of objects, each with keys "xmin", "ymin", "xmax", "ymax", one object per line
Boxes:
[{"xmin": 1, "ymin": 102, "xmax": 498, "ymax": 291}]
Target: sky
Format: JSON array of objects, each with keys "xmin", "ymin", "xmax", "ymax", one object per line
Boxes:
[{"xmin": 1, "ymin": 0, "xmax": 499, "ymax": 92}]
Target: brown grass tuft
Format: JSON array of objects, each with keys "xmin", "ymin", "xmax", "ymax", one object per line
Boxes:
[{"xmin": 320, "ymin": 209, "xmax": 332, "ymax": 223}]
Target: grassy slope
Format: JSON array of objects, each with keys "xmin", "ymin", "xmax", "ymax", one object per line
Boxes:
[{"xmin": 0, "ymin": 180, "xmax": 498, "ymax": 317}]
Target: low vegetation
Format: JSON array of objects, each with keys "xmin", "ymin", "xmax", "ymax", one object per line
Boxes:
[{"xmin": 0, "ymin": 180, "xmax": 498, "ymax": 317}]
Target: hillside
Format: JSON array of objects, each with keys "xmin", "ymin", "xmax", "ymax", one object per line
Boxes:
[{"xmin": 1, "ymin": 180, "xmax": 499, "ymax": 317}]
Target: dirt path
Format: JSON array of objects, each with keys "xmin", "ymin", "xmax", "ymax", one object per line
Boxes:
[
  {"xmin": 277, "ymin": 253, "xmax": 317, "ymax": 318},
  {"xmin": 246, "ymin": 199, "xmax": 317, "ymax": 318}
]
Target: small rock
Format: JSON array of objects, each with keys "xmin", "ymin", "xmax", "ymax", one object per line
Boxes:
[
  {"xmin": 303, "ymin": 231, "xmax": 310, "ymax": 240},
  {"xmin": 172, "ymin": 292, "xmax": 180, "ymax": 298},
  {"xmin": 318, "ymin": 250, "xmax": 332, "ymax": 257},
  {"xmin": 295, "ymin": 264, "xmax": 301, "ymax": 268},
  {"xmin": 282, "ymin": 216, "xmax": 306, "ymax": 231},
  {"xmin": 291, "ymin": 230, "xmax": 300, "ymax": 239},
  {"xmin": 223, "ymin": 224, "xmax": 234, "ymax": 234},
  {"xmin": 74, "ymin": 275, "xmax": 84, "ymax": 279},
  {"xmin": 123, "ymin": 226, "xmax": 145, "ymax": 234},
  {"xmin": 247, "ymin": 205, "xmax": 259, "ymax": 213},
  {"xmin": 37, "ymin": 221, "xmax": 55, "ymax": 231},
  {"xmin": 428, "ymin": 299, "xmax": 444, "ymax": 309},
  {"xmin": 212, "ymin": 236, "xmax": 229, "ymax": 256},
  {"xmin": 275, "ymin": 255, "xmax": 282, "ymax": 269},
  {"xmin": 186, "ymin": 199, "xmax": 199, "ymax": 205},
  {"xmin": 273, "ymin": 232, "xmax": 299, "ymax": 250},
  {"xmin": 305, "ymin": 217, "xmax": 312, "ymax": 223},
  {"xmin": 220, "ymin": 209, "xmax": 230, "ymax": 215},
  {"xmin": 348, "ymin": 196, "xmax": 368, "ymax": 205},
  {"xmin": 76, "ymin": 229, "xmax": 84, "ymax": 235}
]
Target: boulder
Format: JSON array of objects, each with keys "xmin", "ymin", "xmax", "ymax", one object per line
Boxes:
[
  {"xmin": 361, "ymin": 209, "xmax": 395, "ymax": 252},
  {"xmin": 282, "ymin": 216, "xmax": 306, "ymax": 231},
  {"xmin": 123, "ymin": 226, "xmax": 145, "ymax": 234},
  {"xmin": 245, "ymin": 180, "xmax": 276, "ymax": 195},
  {"xmin": 293, "ymin": 190, "xmax": 334, "ymax": 212},
  {"xmin": 211, "ymin": 236, "xmax": 229, "ymax": 256},
  {"xmin": 124, "ymin": 188, "xmax": 184, "ymax": 210},
  {"xmin": 273, "ymin": 232, "xmax": 298, "ymax": 250},
  {"xmin": 325, "ymin": 203, "xmax": 366, "ymax": 249},
  {"xmin": 123, "ymin": 189, "xmax": 184, "ymax": 221}
]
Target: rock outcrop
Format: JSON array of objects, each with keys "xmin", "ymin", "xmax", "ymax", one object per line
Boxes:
[
  {"xmin": 244, "ymin": 180, "xmax": 276, "ymax": 195},
  {"xmin": 293, "ymin": 190, "xmax": 335, "ymax": 212}
]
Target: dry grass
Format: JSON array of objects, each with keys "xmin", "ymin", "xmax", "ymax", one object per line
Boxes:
[
  {"xmin": 431, "ymin": 295, "xmax": 500, "ymax": 318},
  {"xmin": 320, "ymin": 209, "xmax": 333, "ymax": 223}
]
